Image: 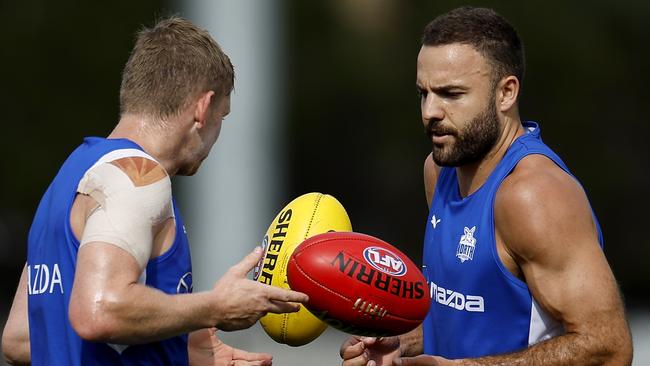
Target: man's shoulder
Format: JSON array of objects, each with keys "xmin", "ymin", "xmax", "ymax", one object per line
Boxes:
[
  {"xmin": 498, "ymin": 153, "xmax": 581, "ymax": 206},
  {"xmin": 110, "ymin": 157, "xmax": 168, "ymax": 187},
  {"xmin": 494, "ymin": 153, "xmax": 593, "ymax": 258}
]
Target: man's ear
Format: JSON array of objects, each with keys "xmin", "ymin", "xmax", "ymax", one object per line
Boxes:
[
  {"xmin": 193, "ymin": 91, "xmax": 216, "ymax": 128},
  {"xmin": 497, "ymin": 76, "xmax": 520, "ymax": 113}
]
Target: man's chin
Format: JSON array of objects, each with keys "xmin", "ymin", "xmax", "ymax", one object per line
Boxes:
[
  {"xmin": 176, "ymin": 163, "xmax": 201, "ymax": 176},
  {"xmin": 433, "ymin": 148, "xmax": 487, "ymax": 168},
  {"xmin": 431, "ymin": 151, "xmax": 464, "ymax": 167},
  {"xmin": 431, "ymin": 148, "xmax": 452, "ymax": 167}
]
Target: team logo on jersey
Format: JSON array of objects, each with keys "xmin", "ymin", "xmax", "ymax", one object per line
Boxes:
[
  {"xmin": 177, "ymin": 272, "xmax": 193, "ymax": 294},
  {"xmin": 363, "ymin": 246, "xmax": 407, "ymax": 276},
  {"xmin": 431, "ymin": 214, "xmax": 441, "ymax": 229},
  {"xmin": 456, "ymin": 226, "xmax": 477, "ymax": 263}
]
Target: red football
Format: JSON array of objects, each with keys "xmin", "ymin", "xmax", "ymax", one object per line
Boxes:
[{"xmin": 287, "ymin": 232, "xmax": 430, "ymax": 337}]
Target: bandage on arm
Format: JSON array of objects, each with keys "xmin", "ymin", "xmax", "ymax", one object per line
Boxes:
[{"xmin": 77, "ymin": 157, "xmax": 173, "ymax": 269}]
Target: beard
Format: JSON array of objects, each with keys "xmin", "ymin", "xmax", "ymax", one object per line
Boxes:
[{"xmin": 426, "ymin": 98, "xmax": 500, "ymax": 167}]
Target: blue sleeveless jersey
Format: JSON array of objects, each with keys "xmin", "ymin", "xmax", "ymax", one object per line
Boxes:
[
  {"xmin": 27, "ymin": 137, "xmax": 193, "ymax": 365},
  {"xmin": 422, "ymin": 122, "xmax": 603, "ymax": 359}
]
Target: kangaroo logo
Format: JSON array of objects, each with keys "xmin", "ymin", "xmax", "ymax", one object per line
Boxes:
[{"xmin": 456, "ymin": 226, "xmax": 477, "ymax": 263}]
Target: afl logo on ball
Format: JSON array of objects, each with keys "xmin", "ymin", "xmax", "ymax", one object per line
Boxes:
[
  {"xmin": 363, "ymin": 246, "xmax": 407, "ymax": 277},
  {"xmin": 177, "ymin": 272, "xmax": 193, "ymax": 294}
]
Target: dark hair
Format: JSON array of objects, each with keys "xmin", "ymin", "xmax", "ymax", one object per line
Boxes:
[
  {"xmin": 422, "ymin": 7, "xmax": 524, "ymax": 85},
  {"xmin": 120, "ymin": 16, "xmax": 234, "ymax": 120}
]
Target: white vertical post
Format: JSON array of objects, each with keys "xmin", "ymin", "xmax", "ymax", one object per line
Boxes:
[
  {"xmin": 176, "ymin": 1, "xmax": 285, "ymax": 293},
  {"xmin": 176, "ymin": 0, "xmax": 285, "ymax": 352}
]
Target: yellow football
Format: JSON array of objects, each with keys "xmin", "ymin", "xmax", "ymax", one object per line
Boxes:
[{"xmin": 254, "ymin": 192, "xmax": 352, "ymax": 346}]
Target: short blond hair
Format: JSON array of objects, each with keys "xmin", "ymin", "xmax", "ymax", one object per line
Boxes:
[{"xmin": 120, "ymin": 16, "xmax": 234, "ymax": 119}]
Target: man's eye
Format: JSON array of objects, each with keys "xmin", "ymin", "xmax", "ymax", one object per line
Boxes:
[
  {"xmin": 418, "ymin": 90, "xmax": 428, "ymax": 99},
  {"xmin": 442, "ymin": 91, "xmax": 463, "ymax": 99}
]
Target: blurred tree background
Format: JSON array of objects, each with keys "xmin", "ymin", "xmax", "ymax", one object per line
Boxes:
[{"xmin": 0, "ymin": 0, "xmax": 648, "ymax": 355}]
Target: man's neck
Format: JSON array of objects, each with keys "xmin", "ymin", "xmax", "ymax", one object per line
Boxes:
[
  {"xmin": 107, "ymin": 115, "xmax": 181, "ymax": 176},
  {"xmin": 456, "ymin": 118, "xmax": 525, "ymax": 197}
]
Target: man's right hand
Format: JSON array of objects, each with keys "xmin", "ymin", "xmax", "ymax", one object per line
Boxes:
[
  {"xmin": 211, "ymin": 247, "xmax": 309, "ymax": 331},
  {"xmin": 340, "ymin": 336, "xmax": 401, "ymax": 366}
]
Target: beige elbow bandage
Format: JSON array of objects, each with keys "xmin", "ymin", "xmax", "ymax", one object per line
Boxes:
[{"xmin": 77, "ymin": 161, "xmax": 173, "ymax": 269}]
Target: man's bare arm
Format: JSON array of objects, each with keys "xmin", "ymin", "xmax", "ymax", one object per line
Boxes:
[
  {"xmin": 467, "ymin": 156, "xmax": 632, "ymax": 365},
  {"xmin": 69, "ymin": 157, "xmax": 307, "ymax": 344},
  {"xmin": 2, "ymin": 264, "xmax": 31, "ymax": 365},
  {"xmin": 69, "ymin": 244, "xmax": 306, "ymax": 344}
]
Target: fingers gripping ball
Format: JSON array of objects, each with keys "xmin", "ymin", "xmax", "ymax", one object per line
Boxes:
[{"xmin": 254, "ymin": 192, "xmax": 352, "ymax": 346}]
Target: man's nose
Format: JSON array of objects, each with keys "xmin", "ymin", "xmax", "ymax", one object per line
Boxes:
[{"xmin": 421, "ymin": 94, "xmax": 444, "ymax": 124}]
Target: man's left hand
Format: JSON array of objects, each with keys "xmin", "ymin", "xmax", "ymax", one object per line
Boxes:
[{"xmin": 189, "ymin": 328, "xmax": 272, "ymax": 366}]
